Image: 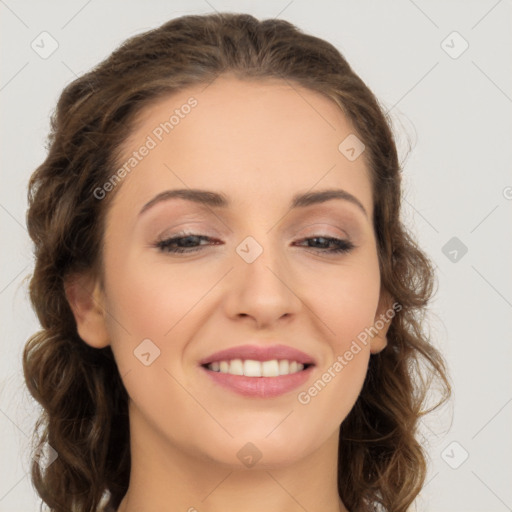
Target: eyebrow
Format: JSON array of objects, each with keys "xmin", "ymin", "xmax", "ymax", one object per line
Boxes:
[{"xmin": 139, "ymin": 188, "xmax": 368, "ymax": 218}]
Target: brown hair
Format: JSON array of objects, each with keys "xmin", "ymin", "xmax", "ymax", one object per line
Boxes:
[{"xmin": 23, "ymin": 12, "xmax": 450, "ymax": 512}]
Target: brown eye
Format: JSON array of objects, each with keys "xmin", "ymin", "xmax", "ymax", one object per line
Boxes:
[
  {"xmin": 156, "ymin": 233, "xmax": 219, "ymax": 254},
  {"xmin": 294, "ymin": 236, "xmax": 355, "ymax": 254}
]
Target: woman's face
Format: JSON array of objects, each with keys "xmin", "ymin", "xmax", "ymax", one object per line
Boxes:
[{"xmin": 72, "ymin": 75, "xmax": 391, "ymax": 469}]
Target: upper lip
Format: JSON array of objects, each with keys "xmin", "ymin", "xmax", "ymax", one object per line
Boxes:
[{"xmin": 199, "ymin": 344, "xmax": 316, "ymax": 366}]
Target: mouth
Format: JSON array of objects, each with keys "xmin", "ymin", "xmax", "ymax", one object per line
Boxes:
[
  {"xmin": 200, "ymin": 358, "xmax": 315, "ymax": 398},
  {"xmin": 201, "ymin": 359, "xmax": 314, "ymax": 377},
  {"xmin": 198, "ymin": 343, "xmax": 316, "ymax": 398}
]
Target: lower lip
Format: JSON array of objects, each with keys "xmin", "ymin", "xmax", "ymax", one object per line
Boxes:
[{"xmin": 200, "ymin": 365, "xmax": 314, "ymax": 398}]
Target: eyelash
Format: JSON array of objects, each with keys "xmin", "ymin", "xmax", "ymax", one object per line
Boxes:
[{"xmin": 155, "ymin": 232, "xmax": 355, "ymax": 255}]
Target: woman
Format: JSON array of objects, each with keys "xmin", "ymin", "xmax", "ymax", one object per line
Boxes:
[{"xmin": 23, "ymin": 12, "xmax": 450, "ymax": 512}]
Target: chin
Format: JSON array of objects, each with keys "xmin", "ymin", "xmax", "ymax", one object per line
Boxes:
[{"xmin": 200, "ymin": 432, "xmax": 321, "ymax": 470}]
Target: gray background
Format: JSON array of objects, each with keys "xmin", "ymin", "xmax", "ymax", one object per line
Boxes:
[{"xmin": 1, "ymin": 1, "xmax": 511, "ymax": 511}]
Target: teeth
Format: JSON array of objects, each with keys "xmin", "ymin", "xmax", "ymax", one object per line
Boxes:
[
  {"xmin": 229, "ymin": 359, "xmax": 244, "ymax": 376},
  {"xmin": 279, "ymin": 360, "xmax": 289, "ymax": 374},
  {"xmin": 262, "ymin": 360, "xmax": 279, "ymax": 377},
  {"xmin": 244, "ymin": 359, "xmax": 261, "ymax": 377},
  {"xmin": 206, "ymin": 359, "xmax": 306, "ymax": 377}
]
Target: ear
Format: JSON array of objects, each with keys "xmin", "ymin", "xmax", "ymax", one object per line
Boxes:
[
  {"xmin": 64, "ymin": 272, "xmax": 110, "ymax": 349},
  {"xmin": 370, "ymin": 288, "xmax": 396, "ymax": 354}
]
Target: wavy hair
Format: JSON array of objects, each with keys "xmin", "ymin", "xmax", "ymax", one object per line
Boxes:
[{"xmin": 23, "ymin": 12, "xmax": 450, "ymax": 512}]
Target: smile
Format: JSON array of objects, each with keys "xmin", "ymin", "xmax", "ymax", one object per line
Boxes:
[
  {"xmin": 201, "ymin": 361, "xmax": 314, "ymax": 398},
  {"xmin": 204, "ymin": 358, "xmax": 311, "ymax": 377}
]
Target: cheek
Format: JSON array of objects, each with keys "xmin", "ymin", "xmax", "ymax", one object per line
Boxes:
[
  {"xmin": 309, "ymin": 274, "xmax": 377, "ymax": 399},
  {"xmin": 293, "ymin": 262, "xmax": 379, "ymax": 427},
  {"xmin": 102, "ymin": 252, "xmax": 223, "ymax": 376},
  {"xmin": 313, "ymin": 258, "xmax": 381, "ymax": 348},
  {"xmin": 105, "ymin": 254, "xmax": 213, "ymax": 333}
]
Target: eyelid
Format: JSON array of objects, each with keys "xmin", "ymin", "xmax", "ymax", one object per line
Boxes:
[
  {"xmin": 156, "ymin": 225, "xmax": 350, "ymax": 244},
  {"xmin": 152, "ymin": 215, "xmax": 356, "ymax": 245},
  {"xmin": 293, "ymin": 222, "xmax": 350, "ymax": 239},
  {"xmin": 156, "ymin": 224, "xmax": 221, "ymax": 240}
]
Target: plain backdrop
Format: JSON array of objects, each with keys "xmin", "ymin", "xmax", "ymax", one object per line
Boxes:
[{"xmin": 1, "ymin": 1, "xmax": 511, "ymax": 511}]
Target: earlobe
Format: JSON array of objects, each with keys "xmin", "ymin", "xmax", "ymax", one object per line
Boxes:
[
  {"xmin": 64, "ymin": 272, "xmax": 110, "ymax": 349},
  {"xmin": 370, "ymin": 288, "xmax": 395, "ymax": 354}
]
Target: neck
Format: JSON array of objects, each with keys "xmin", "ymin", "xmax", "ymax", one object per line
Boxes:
[{"xmin": 116, "ymin": 402, "xmax": 349, "ymax": 512}]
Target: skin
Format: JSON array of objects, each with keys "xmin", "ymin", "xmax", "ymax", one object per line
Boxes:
[{"xmin": 66, "ymin": 74, "xmax": 393, "ymax": 512}]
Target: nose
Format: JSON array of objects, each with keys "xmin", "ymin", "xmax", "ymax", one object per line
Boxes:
[{"xmin": 223, "ymin": 238, "xmax": 303, "ymax": 329}]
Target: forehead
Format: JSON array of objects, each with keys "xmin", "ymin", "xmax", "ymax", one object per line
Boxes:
[{"xmin": 109, "ymin": 74, "xmax": 373, "ymax": 219}]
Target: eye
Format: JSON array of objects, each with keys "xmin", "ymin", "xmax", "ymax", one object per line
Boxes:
[
  {"xmin": 155, "ymin": 232, "xmax": 220, "ymax": 254},
  {"xmin": 293, "ymin": 236, "xmax": 355, "ymax": 254},
  {"xmin": 155, "ymin": 232, "xmax": 355, "ymax": 255}
]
